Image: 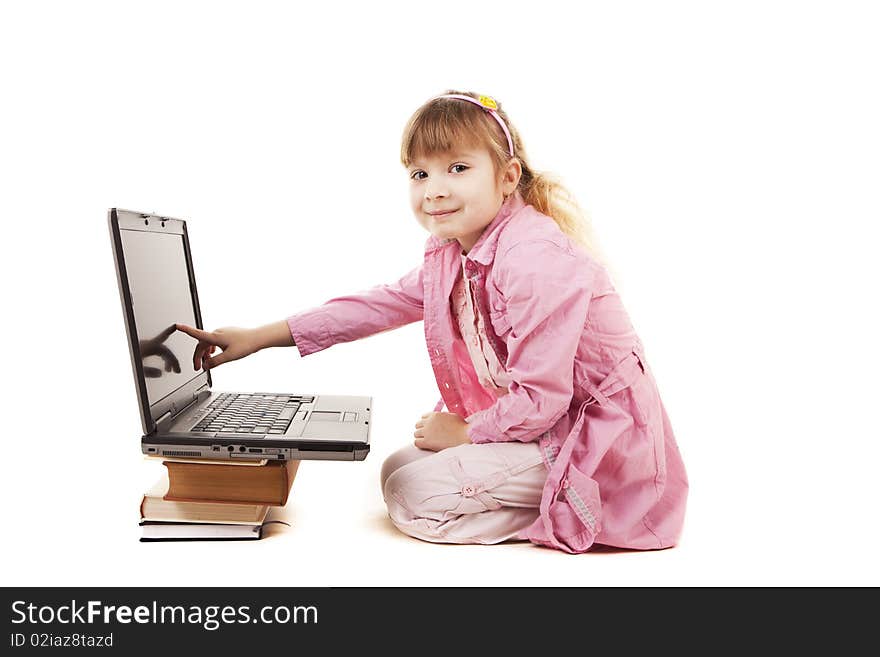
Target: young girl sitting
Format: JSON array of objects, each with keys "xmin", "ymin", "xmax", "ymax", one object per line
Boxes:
[{"xmin": 177, "ymin": 90, "xmax": 688, "ymax": 554}]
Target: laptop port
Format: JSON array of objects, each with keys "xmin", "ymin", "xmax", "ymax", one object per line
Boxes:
[
  {"xmin": 248, "ymin": 448, "xmax": 263, "ymax": 453},
  {"xmin": 239, "ymin": 446, "xmax": 246, "ymax": 452}
]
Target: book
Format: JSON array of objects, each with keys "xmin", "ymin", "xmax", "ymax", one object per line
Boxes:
[
  {"xmin": 139, "ymin": 521, "xmax": 265, "ymax": 542},
  {"xmin": 161, "ymin": 458, "xmax": 300, "ymax": 506},
  {"xmin": 140, "ymin": 472, "xmax": 270, "ymax": 524}
]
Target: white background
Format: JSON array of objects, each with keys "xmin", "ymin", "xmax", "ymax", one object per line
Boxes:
[{"xmin": 1, "ymin": 1, "xmax": 878, "ymax": 586}]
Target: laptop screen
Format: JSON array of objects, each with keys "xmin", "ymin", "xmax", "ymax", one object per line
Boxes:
[{"xmin": 118, "ymin": 227, "xmax": 201, "ymax": 408}]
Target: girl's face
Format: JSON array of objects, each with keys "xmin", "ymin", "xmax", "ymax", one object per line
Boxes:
[{"xmin": 408, "ymin": 146, "xmax": 521, "ymax": 253}]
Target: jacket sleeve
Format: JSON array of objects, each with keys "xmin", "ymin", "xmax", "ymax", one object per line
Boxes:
[
  {"xmin": 286, "ymin": 264, "xmax": 424, "ymax": 356},
  {"xmin": 466, "ymin": 240, "xmax": 592, "ymax": 443}
]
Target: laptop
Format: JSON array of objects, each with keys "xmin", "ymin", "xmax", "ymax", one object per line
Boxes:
[{"xmin": 109, "ymin": 208, "xmax": 371, "ymax": 461}]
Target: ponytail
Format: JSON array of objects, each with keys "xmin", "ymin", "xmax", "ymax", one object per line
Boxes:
[{"xmin": 519, "ymin": 163, "xmax": 602, "ymax": 262}]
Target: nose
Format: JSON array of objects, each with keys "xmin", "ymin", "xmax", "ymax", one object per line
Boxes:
[{"xmin": 424, "ymin": 178, "xmax": 448, "ymax": 201}]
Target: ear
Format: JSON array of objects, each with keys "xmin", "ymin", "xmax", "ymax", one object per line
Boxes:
[{"xmin": 501, "ymin": 158, "xmax": 522, "ymax": 196}]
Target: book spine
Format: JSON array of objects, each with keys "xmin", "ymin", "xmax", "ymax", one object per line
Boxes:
[
  {"xmin": 161, "ymin": 460, "xmax": 298, "ymax": 506},
  {"xmin": 164, "ymin": 463, "xmax": 283, "ymax": 505}
]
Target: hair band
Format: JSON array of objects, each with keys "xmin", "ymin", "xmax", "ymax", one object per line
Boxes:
[{"xmin": 431, "ymin": 93, "xmax": 515, "ymax": 158}]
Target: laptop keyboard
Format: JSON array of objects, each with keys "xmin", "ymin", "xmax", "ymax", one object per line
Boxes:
[{"xmin": 192, "ymin": 393, "xmax": 313, "ymax": 435}]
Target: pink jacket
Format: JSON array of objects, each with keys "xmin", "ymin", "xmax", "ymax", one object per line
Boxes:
[{"xmin": 287, "ymin": 194, "xmax": 688, "ymax": 553}]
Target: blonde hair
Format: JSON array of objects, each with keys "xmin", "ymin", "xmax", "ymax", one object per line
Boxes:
[{"xmin": 400, "ymin": 89, "xmax": 601, "ymax": 259}]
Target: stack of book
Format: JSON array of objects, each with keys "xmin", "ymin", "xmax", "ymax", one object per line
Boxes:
[{"xmin": 139, "ymin": 458, "xmax": 299, "ymax": 541}]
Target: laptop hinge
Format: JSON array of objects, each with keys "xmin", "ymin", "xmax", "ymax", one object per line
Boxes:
[
  {"xmin": 156, "ymin": 410, "xmax": 174, "ymax": 432},
  {"xmin": 158, "ymin": 393, "xmax": 203, "ymax": 432},
  {"xmin": 178, "ymin": 394, "xmax": 202, "ymax": 415}
]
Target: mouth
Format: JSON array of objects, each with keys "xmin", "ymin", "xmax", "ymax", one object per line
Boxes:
[{"xmin": 427, "ymin": 209, "xmax": 458, "ymax": 219}]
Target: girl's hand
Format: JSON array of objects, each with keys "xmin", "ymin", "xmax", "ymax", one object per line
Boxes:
[
  {"xmin": 175, "ymin": 323, "xmax": 261, "ymax": 371},
  {"xmin": 413, "ymin": 412, "xmax": 472, "ymax": 452}
]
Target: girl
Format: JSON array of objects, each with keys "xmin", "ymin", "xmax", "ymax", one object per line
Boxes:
[{"xmin": 177, "ymin": 91, "xmax": 688, "ymax": 554}]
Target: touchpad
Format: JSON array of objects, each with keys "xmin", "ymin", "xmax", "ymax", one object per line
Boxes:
[
  {"xmin": 309, "ymin": 411, "xmax": 341, "ymax": 422},
  {"xmin": 303, "ymin": 408, "xmax": 366, "ymax": 442}
]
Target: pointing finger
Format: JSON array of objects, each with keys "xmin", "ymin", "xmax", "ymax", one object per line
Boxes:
[{"xmin": 176, "ymin": 323, "xmax": 214, "ymax": 342}]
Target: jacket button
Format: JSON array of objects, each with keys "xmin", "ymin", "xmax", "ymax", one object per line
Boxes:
[{"xmin": 462, "ymin": 485, "xmax": 475, "ymax": 497}]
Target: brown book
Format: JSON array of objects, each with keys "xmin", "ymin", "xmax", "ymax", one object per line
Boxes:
[
  {"xmin": 140, "ymin": 473, "xmax": 269, "ymax": 524},
  {"xmin": 162, "ymin": 459, "xmax": 300, "ymax": 506}
]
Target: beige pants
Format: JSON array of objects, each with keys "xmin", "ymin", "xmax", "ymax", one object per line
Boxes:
[{"xmin": 380, "ymin": 442, "xmax": 547, "ymax": 545}]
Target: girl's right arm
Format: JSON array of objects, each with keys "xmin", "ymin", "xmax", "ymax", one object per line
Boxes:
[
  {"xmin": 176, "ymin": 320, "xmax": 295, "ymax": 371},
  {"xmin": 177, "ymin": 263, "xmax": 425, "ymax": 370},
  {"xmin": 286, "ymin": 264, "xmax": 425, "ymax": 357}
]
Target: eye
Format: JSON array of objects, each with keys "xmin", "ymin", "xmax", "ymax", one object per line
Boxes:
[
  {"xmin": 451, "ymin": 164, "xmax": 468, "ymax": 174},
  {"xmin": 410, "ymin": 170, "xmax": 427, "ymax": 181}
]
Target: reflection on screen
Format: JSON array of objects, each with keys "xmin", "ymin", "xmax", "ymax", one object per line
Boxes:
[{"xmin": 120, "ymin": 229, "xmax": 201, "ymax": 406}]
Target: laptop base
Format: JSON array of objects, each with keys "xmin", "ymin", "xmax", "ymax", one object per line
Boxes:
[{"xmin": 143, "ymin": 436, "xmax": 370, "ymax": 461}]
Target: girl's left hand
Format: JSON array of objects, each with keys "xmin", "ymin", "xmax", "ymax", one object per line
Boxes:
[{"xmin": 413, "ymin": 412, "xmax": 472, "ymax": 452}]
